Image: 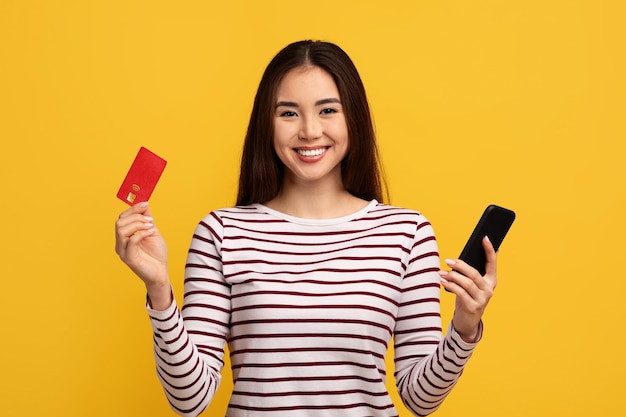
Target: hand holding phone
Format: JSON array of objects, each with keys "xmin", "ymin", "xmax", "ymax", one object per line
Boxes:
[
  {"xmin": 442, "ymin": 205, "xmax": 515, "ymax": 339},
  {"xmin": 457, "ymin": 204, "xmax": 516, "ymax": 276}
]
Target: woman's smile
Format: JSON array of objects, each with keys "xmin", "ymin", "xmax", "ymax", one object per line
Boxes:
[{"xmin": 294, "ymin": 146, "xmax": 330, "ymax": 159}]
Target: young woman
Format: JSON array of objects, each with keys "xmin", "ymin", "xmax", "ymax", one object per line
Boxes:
[{"xmin": 115, "ymin": 40, "xmax": 497, "ymax": 417}]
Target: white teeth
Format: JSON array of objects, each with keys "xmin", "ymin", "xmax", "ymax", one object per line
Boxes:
[{"xmin": 297, "ymin": 148, "xmax": 326, "ymax": 157}]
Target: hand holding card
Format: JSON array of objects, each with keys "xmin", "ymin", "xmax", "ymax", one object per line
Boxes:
[{"xmin": 116, "ymin": 147, "xmax": 167, "ymax": 205}]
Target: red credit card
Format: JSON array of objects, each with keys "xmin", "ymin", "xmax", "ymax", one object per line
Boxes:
[{"xmin": 116, "ymin": 147, "xmax": 167, "ymax": 205}]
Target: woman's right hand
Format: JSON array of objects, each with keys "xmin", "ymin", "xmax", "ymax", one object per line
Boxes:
[{"xmin": 115, "ymin": 202, "xmax": 172, "ymax": 309}]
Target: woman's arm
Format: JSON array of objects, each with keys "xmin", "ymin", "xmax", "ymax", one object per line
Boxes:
[
  {"xmin": 116, "ymin": 205, "xmax": 228, "ymax": 416},
  {"xmin": 148, "ymin": 212, "xmax": 230, "ymax": 416},
  {"xmin": 393, "ymin": 218, "xmax": 493, "ymax": 416}
]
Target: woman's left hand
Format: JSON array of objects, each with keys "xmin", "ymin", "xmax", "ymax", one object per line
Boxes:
[{"xmin": 439, "ymin": 236, "xmax": 497, "ymax": 343}]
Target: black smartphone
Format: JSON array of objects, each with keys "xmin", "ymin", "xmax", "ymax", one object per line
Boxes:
[{"xmin": 456, "ymin": 204, "xmax": 516, "ymax": 276}]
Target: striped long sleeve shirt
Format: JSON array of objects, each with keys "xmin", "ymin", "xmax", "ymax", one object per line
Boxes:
[{"xmin": 147, "ymin": 200, "xmax": 481, "ymax": 417}]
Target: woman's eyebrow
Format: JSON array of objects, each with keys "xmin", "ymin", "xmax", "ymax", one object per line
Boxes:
[
  {"xmin": 315, "ymin": 98, "xmax": 341, "ymax": 106},
  {"xmin": 275, "ymin": 101, "xmax": 298, "ymax": 109},
  {"xmin": 275, "ymin": 97, "xmax": 341, "ymax": 109}
]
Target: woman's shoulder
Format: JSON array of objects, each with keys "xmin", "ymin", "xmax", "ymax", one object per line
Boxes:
[
  {"xmin": 369, "ymin": 201, "xmax": 428, "ymax": 220},
  {"xmin": 370, "ymin": 202, "xmax": 435, "ymax": 232},
  {"xmin": 200, "ymin": 204, "xmax": 268, "ymax": 223}
]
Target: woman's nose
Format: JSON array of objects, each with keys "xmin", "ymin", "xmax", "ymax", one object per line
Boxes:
[{"xmin": 299, "ymin": 116, "xmax": 322, "ymax": 140}]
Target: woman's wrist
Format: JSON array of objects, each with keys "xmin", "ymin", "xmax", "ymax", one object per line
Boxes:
[
  {"xmin": 453, "ymin": 320, "xmax": 483, "ymax": 343},
  {"xmin": 145, "ymin": 280, "xmax": 173, "ymax": 311},
  {"xmin": 458, "ymin": 327, "xmax": 479, "ymax": 343}
]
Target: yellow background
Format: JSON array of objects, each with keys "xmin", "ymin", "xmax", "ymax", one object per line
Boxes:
[{"xmin": 1, "ymin": 0, "xmax": 624, "ymax": 415}]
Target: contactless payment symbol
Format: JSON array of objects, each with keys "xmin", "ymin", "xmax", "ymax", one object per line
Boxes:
[{"xmin": 126, "ymin": 184, "xmax": 141, "ymax": 203}]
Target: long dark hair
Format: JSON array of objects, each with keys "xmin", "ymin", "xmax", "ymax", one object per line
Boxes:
[{"xmin": 236, "ymin": 40, "xmax": 386, "ymax": 206}]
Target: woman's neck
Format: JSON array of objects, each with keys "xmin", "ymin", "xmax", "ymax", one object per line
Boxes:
[{"xmin": 264, "ymin": 180, "xmax": 369, "ymax": 219}]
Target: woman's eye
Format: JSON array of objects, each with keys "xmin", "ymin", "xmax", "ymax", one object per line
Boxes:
[
  {"xmin": 280, "ymin": 110, "xmax": 297, "ymax": 117},
  {"xmin": 320, "ymin": 108, "xmax": 337, "ymax": 115}
]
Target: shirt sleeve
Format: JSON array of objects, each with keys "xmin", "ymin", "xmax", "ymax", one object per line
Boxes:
[
  {"xmin": 147, "ymin": 211, "xmax": 230, "ymax": 417},
  {"xmin": 393, "ymin": 216, "xmax": 481, "ymax": 416}
]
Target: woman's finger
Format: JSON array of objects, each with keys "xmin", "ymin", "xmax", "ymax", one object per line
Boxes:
[
  {"xmin": 116, "ymin": 215, "xmax": 154, "ymax": 236},
  {"xmin": 115, "ymin": 203, "xmax": 155, "ymax": 256},
  {"xmin": 117, "ymin": 201, "xmax": 152, "ymax": 223},
  {"xmin": 444, "ymin": 258, "xmax": 487, "ymax": 289},
  {"xmin": 483, "ymin": 236, "xmax": 498, "ymax": 288},
  {"xmin": 440, "ymin": 267, "xmax": 482, "ymax": 300},
  {"xmin": 115, "ymin": 222, "xmax": 154, "ymax": 255}
]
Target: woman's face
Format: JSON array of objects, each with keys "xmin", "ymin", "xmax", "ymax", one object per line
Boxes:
[{"xmin": 273, "ymin": 66, "xmax": 349, "ymax": 188}]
